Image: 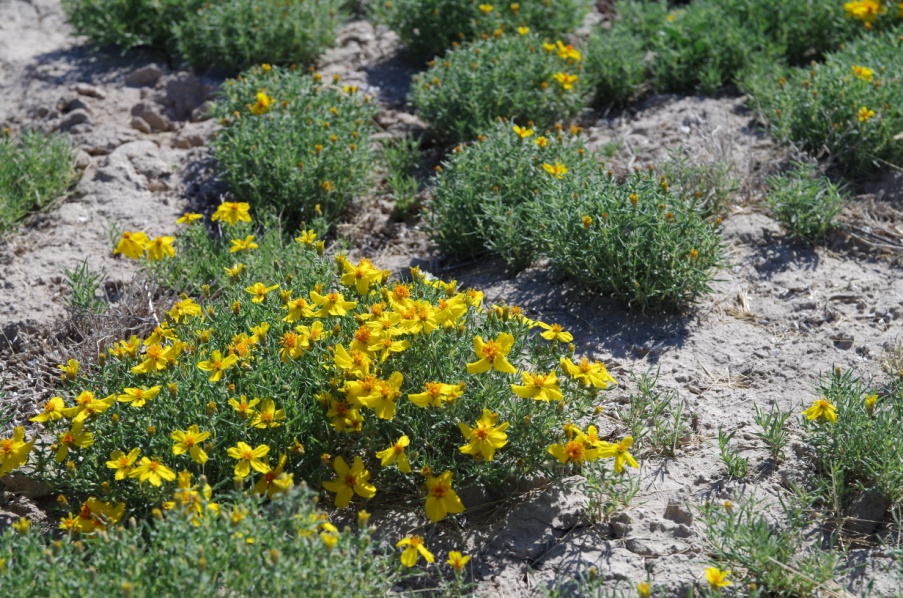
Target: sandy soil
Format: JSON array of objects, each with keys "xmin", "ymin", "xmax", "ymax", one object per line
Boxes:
[{"xmin": 1, "ymin": 1, "xmax": 902, "ymax": 595}]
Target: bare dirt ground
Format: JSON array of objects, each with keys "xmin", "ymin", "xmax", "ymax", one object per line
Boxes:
[{"xmin": 1, "ymin": 1, "xmax": 902, "ymax": 595}]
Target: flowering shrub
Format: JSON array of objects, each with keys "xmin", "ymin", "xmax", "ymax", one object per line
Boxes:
[
  {"xmin": 428, "ymin": 119, "xmax": 592, "ymax": 268},
  {"xmin": 429, "ymin": 122, "xmax": 723, "ymax": 309},
  {"xmin": 373, "ymin": 0, "xmax": 592, "ymax": 61},
  {"xmin": 4, "ymin": 206, "xmax": 636, "ymax": 532},
  {"xmin": 174, "ymin": 0, "xmax": 344, "ymax": 72},
  {"xmin": 583, "ymin": 27, "xmax": 647, "ymax": 107},
  {"xmin": 0, "ymin": 129, "xmax": 75, "ymax": 232},
  {"xmin": 410, "ymin": 32, "xmax": 589, "ymax": 142},
  {"xmin": 210, "ymin": 65, "xmax": 377, "ymax": 226},
  {"xmin": 745, "ymin": 29, "xmax": 903, "ymax": 175}
]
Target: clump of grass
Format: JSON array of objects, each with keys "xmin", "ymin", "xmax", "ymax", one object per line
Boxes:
[
  {"xmin": 0, "ymin": 129, "xmax": 75, "ymax": 232},
  {"xmin": 717, "ymin": 428, "xmax": 749, "ymax": 479},
  {"xmin": 410, "ymin": 32, "xmax": 589, "ymax": 143},
  {"xmin": 0, "ymin": 489, "xmax": 406, "ymax": 597},
  {"xmin": 382, "ymin": 135, "xmax": 423, "ymax": 220},
  {"xmin": 766, "ymin": 162, "xmax": 846, "ymax": 241},
  {"xmin": 744, "ymin": 29, "xmax": 903, "ymax": 176},
  {"xmin": 174, "ymin": 0, "xmax": 344, "ymax": 72},
  {"xmin": 210, "ymin": 65, "xmax": 377, "ymax": 227},
  {"xmin": 373, "ymin": 0, "xmax": 592, "ymax": 62},
  {"xmin": 700, "ymin": 496, "xmax": 841, "ymax": 596},
  {"xmin": 616, "ymin": 370, "xmax": 692, "ymax": 459},
  {"xmin": 583, "ymin": 26, "xmax": 647, "ymax": 108}
]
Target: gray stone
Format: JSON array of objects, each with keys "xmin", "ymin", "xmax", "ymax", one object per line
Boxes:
[
  {"xmin": 59, "ymin": 96, "xmax": 89, "ymax": 113},
  {"xmin": 58, "ymin": 109, "xmax": 90, "ymax": 131},
  {"xmin": 74, "ymin": 83, "xmax": 106, "ymax": 99},
  {"xmin": 663, "ymin": 499, "xmax": 694, "ymax": 526},
  {"xmin": 125, "ymin": 64, "xmax": 163, "ymax": 87},
  {"xmin": 131, "ymin": 102, "xmax": 172, "ymax": 132},
  {"xmin": 130, "ymin": 116, "xmax": 152, "ymax": 134},
  {"xmin": 0, "ymin": 473, "xmax": 53, "ymax": 498},
  {"xmin": 608, "ymin": 511, "xmax": 632, "ymax": 538}
]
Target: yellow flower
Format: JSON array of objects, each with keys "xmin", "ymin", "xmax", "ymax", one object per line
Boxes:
[
  {"xmin": 542, "ymin": 162, "xmax": 569, "ymax": 179},
  {"xmin": 146, "ymin": 236, "xmax": 176, "ymax": 261},
  {"xmin": 211, "ymin": 201, "xmax": 251, "ymax": 226},
  {"xmin": 226, "ymin": 442, "xmax": 271, "ymax": 479},
  {"xmin": 129, "ymin": 457, "xmax": 177, "ymax": 486},
  {"xmin": 322, "ymin": 456, "xmax": 376, "ymax": 508},
  {"xmin": 536, "ymin": 321, "xmax": 573, "ymax": 343},
  {"xmin": 224, "ymin": 263, "xmax": 245, "ymax": 280},
  {"xmin": 58, "ymin": 358, "xmax": 79, "ymax": 380},
  {"xmin": 408, "ymin": 381, "xmax": 464, "ymax": 408},
  {"xmin": 176, "ymin": 212, "xmax": 202, "ymax": 224},
  {"xmin": 534, "ymin": 135, "xmax": 548, "ymax": 148},
  {"xmin": 171, "ymin": 425, "xmax": 211, "ymax": 464},
  {"xmin": 517, "ymin": 26, "xmax": 530, "ymax": 35},
  {"xmin": 295, "ymin": 229, "xmax": 317, "ymax": 247},
  {"xmin": 705, "ymin": 567, "xmax": 732, "ymax": 588},
  {"xmin": 637, "ymin": 582, "xmax": 652, "ymax": 598},
  {"xmin": 310, "ymin": 290, "xmax": 358, "ymax": 317},
  {"xmin": 167, "ymin": 297, "xmax": 202, "ymax": 322},
  {"xmin": 116, "ymin": 385, "xmax": 161, "ymax": 408},
  {"xmin": 555, "ymin": 41, "xmax": 582, "ymax": 62},
  {"xmin": 851, "ymin": 65, "xmax": 874, "ymax": 82},
  {"xmin": 30, "ymin": 396, "xmax": 67, "ymax": 423},
  {"xmin": 55, "ymin": 421, "xmax": 93, "ymax": 463},
  {"xmin": 245, "ymin": 281, "xmax": 279, "ymax": 303},
  {"xmin": 542, "ymin": 42, "xmax": 556, "ymax": 52},
  {"xmin": 252, "ymin": 454, "xmax": 293, "ymax": 498},
  {"xmin": 560, "ymin": 356, "xmax": 617, "ymax": 388},
  {"xmin": 447, "ymin": 551, "xmax": 471, "ymax": 573},
  {"xmin": 802, "ymin": 398, "xmax": 837, "ymax": 423},
  {"xmin": 425, "ymin": 470, "xmax": 465, "ymax": 522},
  {"xmin": 249, "ymin": 91, "xmax": 274, "ymax": 115},
  {"xmin": 843, "ymin": 0, "xmax": 885, "ymax": 23},
  {"xmin": 478, "ymin": 3, "xmax": 494, "ymax": 14},
  {"xmin": 864, "ymin": 393, "xmax": 878, "ymax": 416},
  {"xmin": 376, "ymin": 435, "xmax": 412, "ymax": 473},
  {"xmin": 511, "ymin": 371, "xmax": 563, "ymax": 402},
  {"xmin": 113, "ymin": 231, "xmax": 149, "ymax": 259},
  {"xmin": 397, "ymin": 535, "xmax": 434, "ymax": 567},
  {"xmin": 228, "ymin": 395, "xmax": 260, "ymax": 418},
  {"xmin": 12, "ymin": 517, "xmax": 30, "ymax": 534},
  {"xmin": 857, "ymin": 106, "xmax": 876, "ymax": 122},
  {"xmin": 597, "ymin": 436, "xmax": 639, "ymax": 473},
  {"xmin": 0, "ymin": 427, "xmax": 35, "ymax": 475},
  {"xmin": 61, "ymin": 392, "xmax": 114, "ymax": 422},
  {"xmin": 340, "ymin": 257, "xmax": 383, "ymax": 295},
  {"xmin": 230, "ymin": 235, "xmax": 259, "ymax": 252},
  {"xmin": 197, "ymin": 350, "xmax": 239, "ymax": 382},
  {"xmin": 552, "ymin": 72, "xmax": 579, "ymax": 90},
  {"xmin": 359, "ymin": 371, "xmax": 404, "ymax": 420},
  {"xmin": 333, "ymin": 344, "xmax": 372, "ymax": 378},
  {"xmin": 458, "ymin": 408, "xmax": 509, "ymax": 461},
  {"xmin": 105, "ymin": 448, "xmax": 141, "ymax": 480},
  {"xmin": 250, "ymin": 399, "xmax": 286, "ymax": 429},
  {"xmin": 466, "ymin": 333, "xmax": 517, "ymax": 374},
  {"xmin": 548, "ymin": 427, "xmax": 600, "ymax": 464},
  {"xmin": 513, "ymin": 125, "xmax": 534, "ymax": 139}
]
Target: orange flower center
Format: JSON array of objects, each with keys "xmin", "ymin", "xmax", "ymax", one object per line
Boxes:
[
  {"xmin": 344, "ymin": 474, "xmax": 357, "ymax": 487},
  {"xmin": 481, "ymin": 341, "xmax": 500, "ymax": 361},
  {"xmin": 241, "ymin": 449, "xmax": 254, "ymax": 461},
  {"xmin": 565, "ymin": 441, "xmax": 585, "ymax": 461}
]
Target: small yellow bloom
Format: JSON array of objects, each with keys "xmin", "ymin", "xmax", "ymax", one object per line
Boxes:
[
  {"xmin": 864, "ymin": 393, "xmax": 878, "ymax": 416},
  {"xmin": 322, "ymin": 456, "xmax": 376, "ymax": 508},
  {"xmin": 857, "ymin": 106, "xmax": 876, "ymax": 122},
  {"xmin": 397, "ymin": 535, "xmax": 434, "ymax": 567},
  {"xmin": 803, "ymin": 398, "xmax": 837, "ymax": 423},
  {"xmin": 705, "ymin": 567, "xmax": 732, "ymax": 588},
  {"xmin": 0, "ymin": 427, "xmax": 34, "ymax": 475},
  {"xmin": 637, "ymin": 582, "xmax": 652, "ymax": 598},
  {"xmin": 146, "ymin": 236, "xmax": 176, "ymax": 261},
  {"xmin": 478, "ymin": 3, "xmax": 494, "ymax": 14},
  {"xmin": 105, "ymin": 448, "xmax": 141, "ymax": 480},
  {"xmin": 542, "ymin": 162, "xmax": 568, "ymax": 179},
  {"xmin": 536, "ymin": 321, "xmax": 573, "ymax": 343},
  {"xmin": 597, "ymin": 436, "xmax": 640, "ymax": 473},
  {"xmin": 30, "ymin": 396, "xmax": 66, "ymax": 423},
  {"xmin": 12, "ymin": 517, "xmax": 30, "ymax": 534},
  {"xmin": 226, "ymin": 442, "xmax": 271, "ymax": 479},
  {"xmin": 113, "ymin": 231, "xmax": 149, "ymax": 260},
  {"xmin": 466, "ymin": 333, "xmax": 517, "ymax": 374},
  {"xmin": 116, "ymin": 385, "xmax": 161, "ymax": 408},
  {"xmin": 560, "ymin": 356, "xmax": 617, "ymax": 388},
  {"xmin": 851, "ymin": 65, "xmax": 874, "ymax": 82},
  {"xmin": 230, "ymin": 235, "xmax": 259, "ymax": 253},
  {"xmin": 447, "ymin": 551, "xmax": 471, "ymax": 573},
  {"xmin": 211, "ymin": 201, "xmax": 251, "ymax": 226},
  {"xmin": 534, "ymin": 135, "xmax": 548, "ymax": 148},
  {"xmin": 511, "ymin": 371, "xmax": 563, "ymax": 402},
  {"xmin": 517, "ymin": 26, "xmax": 530, "ymax": 35},
  {"xmin": 250, "ymin": 399, "xmax": 286, "ymax": 429},
  {"xmin": 425, "ymin": 470, "xmax": 465, "ymax": 522},
  {"xmin": 376, "ymin": 435, "xmax": 412, "ymax": 473},
  {"xmin": 245, "ymin": 282, "xmax": 279, "ymax": 304},
  {"xmin": 176, "ymin": 212, "xmax": 203, "ymax": 224},
  {"xmin": 58, "ymin": 358, "xmax": 80, "ymax": 380},
  {"xmin": 171, "ymin": 425, "xmax": 210, "ymax": 464},
  {"xmin": 197, "ymin": 350, "xmax": 239, "ymax": 382},
  {"xmin": 129, "ymin": 457, "xmax": 177, "ymax": 487},
  {"xmin": 552, "ymin": 72, "xmax": 579, "ymax": 91},
  {"xmin": 249, "ymin": 91, "xmax": 274, "ymax": 115},
  {"xmin": 458, "ymin": 408, "xmax": 509, "ymax": 461},
  {"xmin": 513, "ymin": 125, "xmax": 534, "ymax": 139}
]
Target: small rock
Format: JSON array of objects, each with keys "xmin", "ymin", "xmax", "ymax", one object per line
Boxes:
[
  {"xmin": 131, "ymin": 102, "xmax": 172, "ymax": 132},
  {"xmin": 74, "ymin": 83, "xmax": 106, "ymax": 99},
  {"xmin": 58, "ymin": 109, "xmax": 91, "ymax": 131},
  {"xmin": 59, "ymin": 96, "xmax": 90, "ymax": 113},
  {"xmin": 191, "ymin": 100, "xmax": 214, "ymax": 122},
  {"xmin": 663, "ymin": 499, "xmax": 694, "ymax": 526},
  {"xmin": 74, "ymin": 150, "xmax": 92, "ymax": 170},
  {"xmin": 624, "ymin": 538, "xmax": 659, "ymax": 556},
  {"xmin": 130, "ymin": 117, "xmax": 152, "ymax": 134},
  {"xmin": 608, "ymin": 512, "xmax": 632, "ymax": 538},
  {"xmin": 0, "ymin": 473, "xmax": 54, "ymax": 498},
  {"xmin": 125, "ymin": 64, "xmax": 164, "ymax": 87},
  {"xmin": 670, "ymin": 523, "xmax": 694, "ymax": 538}
]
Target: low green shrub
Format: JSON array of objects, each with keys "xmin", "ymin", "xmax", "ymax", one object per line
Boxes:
[
  {"xmin": 542, "ymin": 167, "xmax": 724, "ymax": 310},
  {"xmin": 410, "ymin": 32, "xmax": 589, "ymax": 142},
  {"xmin": 373, "ymin": 0, "xmax": 592, "ymax": 61},
  {"xmin": 210, "ymin": 65, "xmax": 377, "ymax": 227},
  {"xmin": 174, "ymin": 0, "xmax": 344, "ymax": 72},
  {"xmin": 0, "ymin": 489, "xmax": 403, "ymax": 597},
  {"xmin": 583, "ymin": 27, "xmax": 647, "ymax": 107},
  {"xmin": 61, "ymin": 0, "xmax": 203, "ymax": 51},
  {"xmin": 427, "ymin": 119, "xmax": 593, "ymax": 268},
  {"xmin": 428, "ymin": 122, "xmax": 724, "ymax": 310},
  {"xmin": 744, "ymin": 28, "xmax": 903, "ymax": 175},
  {"xmin": 766, "ymin": 162, "xmax": 846, "ymax": 241},
  {"xmin": 0, "ymin": 129, "xmax": 76, "ymax": 232}
]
